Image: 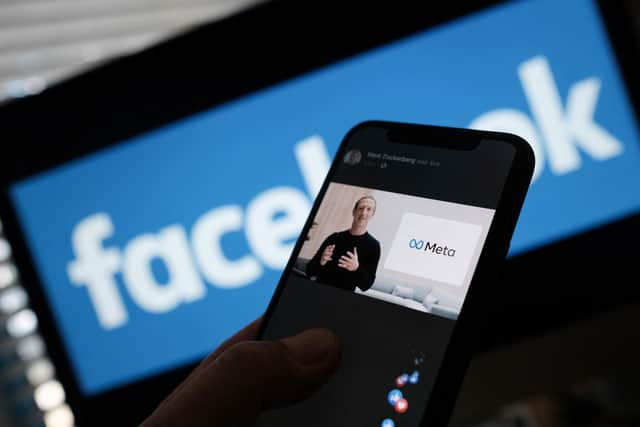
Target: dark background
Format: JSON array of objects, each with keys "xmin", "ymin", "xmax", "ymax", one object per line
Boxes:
[{"xmin": 0, "ymin": 1, "xmax": 639, "ymax": 426}]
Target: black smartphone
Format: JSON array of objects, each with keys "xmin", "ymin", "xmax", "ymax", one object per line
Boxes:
[{"xmin": 257, "ymin": 121, "xmax": 534, "ymax": 426}]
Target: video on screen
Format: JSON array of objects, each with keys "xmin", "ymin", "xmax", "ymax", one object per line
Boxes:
[{"xmin": 293, "ymin": 182, "xmax": 494, "ymax": 319}]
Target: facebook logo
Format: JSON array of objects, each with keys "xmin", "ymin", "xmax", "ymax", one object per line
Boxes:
[
  {"xmin": 10, "ymin": 0, "xmax": 640, "ymax": 394},
  {"xmin": 65, "ymin": 137, "xmax": 329, "ymax": 330},
  {"xmin": 471, "ymin": 55, "xmax": 623, "ymax": 181}
]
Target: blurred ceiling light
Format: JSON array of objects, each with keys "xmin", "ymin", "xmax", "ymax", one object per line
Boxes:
[
  {"xmin": 34, "ymin": 379, "xmax": 66, "ymax": 412},
  {"xmin": 5, "ymin": 76, "xmax": 47, "ymax": 99},
  {"xmin": 0, "ymin": 238, "xmax": 10, "ymax": 261},
  {"xmin": 0, "ymin": 286, "xmax": 28, "ymax": 314},
  {"xmin": 6, "ymin": 308, "xmax": 38, "ymax": 338},
  {"xmin": 26, "ymin": 359, "xmax": 55, "ymax": 386},
  {"xmin": 44, "ymin": 404, "xmax": 74, "ymax": 427},
  {"xmin": 0, "ymin": 263, "xmax": 17, "ymax": 288},
  {"xmin": 16, "ymin": 334, "xmax": 45, "ymax": 360},
  {"xmin": 81, "ymin": 45, "xmax": 105, "ymax": 62}
]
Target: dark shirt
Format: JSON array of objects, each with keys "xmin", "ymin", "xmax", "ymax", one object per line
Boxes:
[{"xmin": 306, "ymin": 230, "xmax": 381, "ymax": 292}]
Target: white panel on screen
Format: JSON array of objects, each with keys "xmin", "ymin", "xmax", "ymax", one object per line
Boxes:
[{"xmin": 384, "ymin": 213, "xmax": 482, "ymax": 286}]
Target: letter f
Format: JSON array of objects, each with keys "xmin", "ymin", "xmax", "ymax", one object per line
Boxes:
[{"xmin": 67, "ymin": 213, "xmax": 127, "ymax": 330}]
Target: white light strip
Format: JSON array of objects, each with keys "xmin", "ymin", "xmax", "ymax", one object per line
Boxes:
[
  {"xmin": 26, "ymin": 358, "xmax": 55, "ymax": 386},
  {"xmin": 0, "ymin": 263, "xmax": 17, "ymax": 288},
  {"xmin": 0, "ymin": 237, "xmax": 11, "ymax": 261},
  {"xmin": 6, "ymin": 308, "xmax": 38, "ymax": 337},
  {"xmin": 34, "ymin": 380, "xmax": 66, "ymax": 411},
  {"xmin": 0, "ymin": 224, "xmax": 76, "ymax": 425},
  {"xmin": 0, "ymin": 285, "xmax": 28, "ymax": 314},
  {"xmin": 44, "ymin": 404, "xmax": 75, "ymax": 427},
  {"xmin": 16, "ymin": 334, "xmax": 45, "ymax": 360}
]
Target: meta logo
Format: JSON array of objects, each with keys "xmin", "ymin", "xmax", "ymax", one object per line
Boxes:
[
  {"xmin": 386, "ymin": 213, "xmax": 483, "ymax": 286},
  {"xmin": 408, "ymin": 239, "xmax": 424, "ymax": 250},
  {"xmin": 409, "ymin": 239, "xmax": 456, "ymax": 257},
  {"xmin": 67, "ymin": 137, "xmax": 331, "ymax": 330},
  {"xmin": 470, "ymin": 56, "xmax": 624, "ymax": 181}
]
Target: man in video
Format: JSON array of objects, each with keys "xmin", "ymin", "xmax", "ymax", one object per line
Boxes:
[{"xmin": 306, "ymin": 196, "xmax": 381, "ymax": 292}]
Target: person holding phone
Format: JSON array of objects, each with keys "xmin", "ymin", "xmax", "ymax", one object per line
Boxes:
[
  {"xmin": 306, "ymin": 196, "xmax": 381, "ymax": 292},
  {"xmin": 143, "ymin": 121, "xmax": 534, "ymax": 426},
  {"xmin": 141, "ymin": 318, "xmax": 340, "ymax": 427}
]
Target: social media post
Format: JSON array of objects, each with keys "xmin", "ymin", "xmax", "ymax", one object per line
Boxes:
[
  {"xmin": 294, "ymin": 182, "xmax": 495, "ymax": 320},
  {"xmin": 335, "ymin": 130, "xmax": 516, "ymax": 214},
  {"xmin": 343, "ymin": 146, "xmax": 442, "ymax": 171}
]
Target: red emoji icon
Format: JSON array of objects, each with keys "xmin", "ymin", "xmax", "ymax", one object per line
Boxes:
[
  {"xmin": 395, "ymin": 374, "xmax": 408, "ymax": 387},
  {"xmin": 394, "ymin": 398, "xmax": 408, "ymax": 414}
]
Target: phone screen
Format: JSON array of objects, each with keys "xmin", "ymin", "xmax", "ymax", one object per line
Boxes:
[{"xmin": 259, "ymin": 125, "xmax": 516, "ymax": 426}]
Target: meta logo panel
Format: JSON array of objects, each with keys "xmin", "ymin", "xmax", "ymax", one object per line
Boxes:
[
  {"xmin": 385, "ymin": 213, "xmax": 483, "ymax": 287},
  {"xmin": 10, "ymin": 0, "xmax": 640, "ymax": 395}
]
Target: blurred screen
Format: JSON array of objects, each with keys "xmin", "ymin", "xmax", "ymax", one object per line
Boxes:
[{"xmin": 8, "ymin": 0, "xmax": 640, "ymax": 395}]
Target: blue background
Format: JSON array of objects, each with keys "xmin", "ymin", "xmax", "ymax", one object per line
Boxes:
[{"xmin": 10, "ymin": 0, "xmax": 640, "ymax": 394}]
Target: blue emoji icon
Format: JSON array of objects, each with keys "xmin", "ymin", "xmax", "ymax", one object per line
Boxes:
[
  {"xmin": 409, "ymin": 370, "xmax": 419, "ymax": 384},
  {"xmin": 387, "ymin": 389, "xmax": 403, "ymax": 406},
  {"xmin": 381, "ymin": 419, "xmax": 395, "ymax": 427}
]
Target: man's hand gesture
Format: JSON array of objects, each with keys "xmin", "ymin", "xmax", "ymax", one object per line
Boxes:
[
  {"xmin": 338, "ymin": 247, "xmax": 359, "ymax": 272},
  {"xmin": 320, "ymin": 244, "xmax": 335, "ymax": 266}
]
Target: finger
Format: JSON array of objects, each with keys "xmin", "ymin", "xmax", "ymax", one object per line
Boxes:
[
  {"xmin": 162, "ymin": 317, "xmax": 263, "ymax": 403},
  {"xmin": 209, "ymin": 317, "xmax": 262, "ymax": 359},
  {"xmin": 142, "ymin": 329, "xmax": 340, "ymax": 427},
  {"xmin": 353, "ymin": 247, "xmax": 358, "ymax": 256},
  {"xmin": 345, "ymin": 251, "xmax": 354, "ymax": 258}
]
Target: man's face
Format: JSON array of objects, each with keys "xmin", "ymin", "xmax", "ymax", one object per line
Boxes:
[{"xmin": 352, "ymin": 198, "xmax": 375, "ymax": 228}]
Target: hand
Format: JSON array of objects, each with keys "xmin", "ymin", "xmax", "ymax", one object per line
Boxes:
[
  {"xmin": 320, "ymin": 244, "xmax": 335, "ymax": 266},
  {"xmin": 338, "ymin": 247, "xmax": 359, "ymax": 272},
  {"xmin": 140, "ymin": 317, "xmax": 340, "ymax": 427}
]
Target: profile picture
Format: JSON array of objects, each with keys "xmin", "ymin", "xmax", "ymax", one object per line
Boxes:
[{"xmin": 343, "ymin": 149, "xmax": 362, "ymax": 165}]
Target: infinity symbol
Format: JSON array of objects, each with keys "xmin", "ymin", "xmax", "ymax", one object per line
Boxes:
[{"xmin": 409, "ymin": 239, "xmax": 424, "ymax": 249}]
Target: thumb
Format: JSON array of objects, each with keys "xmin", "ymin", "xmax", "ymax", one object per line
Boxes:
[
  {"xmin": 142, "ymin": 329, "xmax": 340, "ymax": 427},
  {"xmin": 353, "ymin": 246, "xmax": 358, "ymax": 256}
]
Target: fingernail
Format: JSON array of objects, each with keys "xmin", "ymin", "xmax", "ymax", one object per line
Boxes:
[{"xmin": 281, "ymin": 329, "xmax": 339, "ymax": 366}]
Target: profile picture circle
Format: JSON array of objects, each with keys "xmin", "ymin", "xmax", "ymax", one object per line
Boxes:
[{"xmin": 343, "ymin": 149, "xmax": 362, "ymax": 165}]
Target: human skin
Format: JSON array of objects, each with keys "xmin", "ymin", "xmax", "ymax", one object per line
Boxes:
[{"xmin": 140, "ymin": 317, "xmax": 341, "ymax": 427}]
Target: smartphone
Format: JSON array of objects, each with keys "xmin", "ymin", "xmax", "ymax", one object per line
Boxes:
[{"xmin": 257, "ymin": 121, "xmax": 534, "ymax": 426}]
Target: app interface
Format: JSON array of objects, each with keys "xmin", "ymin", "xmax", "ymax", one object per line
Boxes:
[{"xmin": 259, "ymin": 128, "xmax": 515, "ymax": 426}]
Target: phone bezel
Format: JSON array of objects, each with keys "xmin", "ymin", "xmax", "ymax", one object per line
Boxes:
[
  {"xmin": 0, "ymin": 1, "xmax": 637, "ymax": 425},
  {"xmin": 256, "ymin": 120, "xmax": 534, "ymax": 426}
]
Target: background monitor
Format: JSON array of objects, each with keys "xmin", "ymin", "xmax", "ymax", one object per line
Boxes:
[{"xmin": 1, "ymin": 0, "xmax": 639, "ymax": 425}]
